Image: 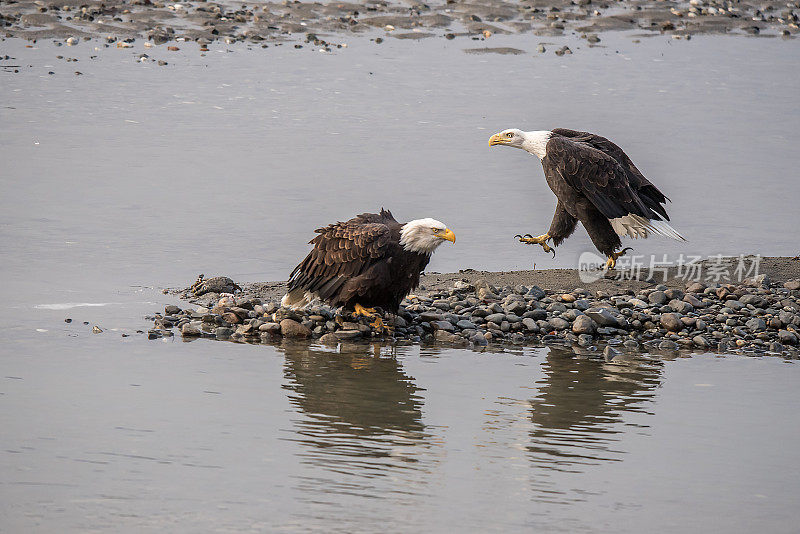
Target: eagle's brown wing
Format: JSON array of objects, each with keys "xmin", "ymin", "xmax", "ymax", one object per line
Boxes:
[
  {"xmin": 287, "ymin": 210, "xmax": 400, "ymax": 303},
  {"xmin": 551, "ymin": 128, "xmax": 670, "ymax": 220},
  {"xmin": 543, "ymin": 136, "xmax": 653, "ymax": 221}
]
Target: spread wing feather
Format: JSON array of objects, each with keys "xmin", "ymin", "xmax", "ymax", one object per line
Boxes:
[
  {"xmin": 543, "ymin": 135, "xmax": 685, "ymax": 241},
  {"xmin": 287, "ymin": 210, "xmax": 400, "ymax": 303}
]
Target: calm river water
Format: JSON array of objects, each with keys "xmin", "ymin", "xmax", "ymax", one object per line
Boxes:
[{"xmin": 2, "ymin": 32, "xmax": 799, "ymax": 532}]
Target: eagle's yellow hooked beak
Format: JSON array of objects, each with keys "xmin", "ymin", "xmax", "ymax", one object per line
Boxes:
[
  {"xmin": 441, "ymin": 228, "xmax": 456, "ymax": 243},
  {"xmin": 488, "ymin": 132, "xmax": 509, "ymax": 146}
]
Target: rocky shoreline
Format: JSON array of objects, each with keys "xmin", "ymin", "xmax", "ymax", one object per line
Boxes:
[
  {"xmin": 1, "ymin": 0, "xmax": 797, "ymax": 57},
  {"xmin": 146, "ymin": 257, "xmax": 800, "ymax": 357}
]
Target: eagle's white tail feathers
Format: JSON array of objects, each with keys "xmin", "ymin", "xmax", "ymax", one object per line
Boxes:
[
  {"xmin": 610, "ymin": 214, "xmax": 686, "ymax": 242},
  {"xmin": 281, "ymin": 289, "xmax": 315, "ymax": 309}
]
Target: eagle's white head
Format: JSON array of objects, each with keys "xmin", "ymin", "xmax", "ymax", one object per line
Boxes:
[
  {"xmin": 489, "ymin": 128, "xmax": 552, "ymax": 160},
  {"xmin": 400, "ymin": 218, "xmax": 456, "ymax": 254}
]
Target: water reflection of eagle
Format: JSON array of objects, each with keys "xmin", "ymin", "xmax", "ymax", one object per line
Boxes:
[
  {"xmin": 527, "ymin": 346, "xmax": 664, "ymax": 470},
  {"xmin": 280, "ymin": 342, "xmax": 426, "ymax": 442}
]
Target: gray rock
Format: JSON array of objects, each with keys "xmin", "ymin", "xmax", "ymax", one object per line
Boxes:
[
  {"xmin": 432, "ymin": 320, "xmax": 455, "ymax": 332},
  {"xmin": 547, "ymin": 302, "xmax": 567, "ymax": 313},
  {"xmin": 578, "ymin": 334, "xmax": 593, "ymax": 346},
  {"xmin": 740, "ymin": 294, "xmax": 764, "ymax": 307},
  {"xmin": 165, "ymin": 304, "xmax": 182, "ymax": 315},
  {"xmin": 684, "ymin": 294, "xmax": 703, "ymax": 308},
  {"xmin": 585, "ymin": 308, "xmax": 620, "ymax": 327},
  {"xmin": 525, "ymin": 309, "xmax": 548, "ymax": 320},
  {"xmin": 485, "ymin": 313, "xmax": 506, "ymax": 324},
  {"xmin": 522, "ymin": 318, "xmax": 539, "ymax": 332},
  {"xmin": 603, "ymin": 346, "xmax": 621, "ymax": 358},
  {"xmin": 778, "ymin": 329, "xmax": 797, "ymax": 344},
  {"xmin": 693, "ymin": 335, "xmax": 711, "ymax": 349},
  {"xmin": 420, "ymin": 311, "xmax": 442, "ymax": 322},
  {"xmin": 471, "ymin": 333, "xmax": 489, "ymax": 346},
  {"xmin": 280, "ymin": 318, "xmax": 311, "ymax": 338},
  {"xmin": 779, "ymin": 311, "xmax": 796, "ymax": 326},
  {"xmin": 769, "ymin": 342, "xmax": 784, "ymax": 353},
  {"xmin": 597, "ymin": 327, "xmax": 619, "ymax": 335},
  {"xmin": 628, "ymin": 298, "xmax": 648, "ymax": 309},
  {"xmin": 573, "ymin": 299, "xmax": 591, "ymax": 311},
  {"xmin": 526, "ymin": 286, "xmax": 546, "ymax": 299},
  {"xmin": 623, "ymin": 339, "xmax": 639, "ymax": 349},
  {"xmin": 435, "ymin": 330, "xmax": 465, "ymax": 344},
  {"xmin": 745, "ymin": 317, "xmax": 766, "ymax": 332},
  {"xmin": 648, "ymin": 291, "xmax": 668, "ymax": 305},
  {"xmin": 319, "ymin": 332, "xmax": 339, "ymax": 344},
  {"xmin": 214, "ymin": 327, "xmax": 233, "ymax": 338},
  {"xmin": 504, "ymin": 300, "xmax": 527, "ymax": 315},
  {"xmin": 665, "ymin": 289, "xmax": 685, "ymax": 301},
  {"xmin": 784, "ymin": 280, "xmax": 800, "ymax": 291},
  {"xmin": 660, "ymin": 313, "xmax": 683, "ymax": 332},
  {"xmin": 726, "ymin": 300, "xmax": 744, "ymax": 311},
  {"xmin": 334, "ymin": 329, "xmax": 361, "ymax": 340},
  {"xmin": 572, "ymin": 314, "xmax": 597, "ymax": 334},
  {"xmin": 456, "ymin": 319, "xmax": 477, "ymax": 330},
  {"xmin": 659, "ymin": 340, "xmax": 679, "ymax": 351},
  {"xmin": 432, "ymin": 299, "xmax": 451, "ymax": 310},
  {"xmin": 181, "ymin": 323, "xmax": 200, "ymax": 336},
  {"xmin": 670, "ymin": 299, "xmax": 693, "ymax": 314},
  {"xmin": 453, "ymin": 280, "xmax": 474, "ymax": 291},
  {"xmin": 549, "ymin": 317, "xmax": 570, "ymax": 330},
  {"xmin": 686, "ymin": 282, "xmax": 706, "ymax": 293},
  {"xmin": 259, "ymin": 322, "xmax": 281, "ymax": 333}
]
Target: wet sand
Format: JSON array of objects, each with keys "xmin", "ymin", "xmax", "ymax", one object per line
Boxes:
[{"xmin": 1, "ymin": 0, "xmax": 797, "ymax": 54}]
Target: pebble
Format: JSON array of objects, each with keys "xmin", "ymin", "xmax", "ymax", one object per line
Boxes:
[
  {"xmin": 280, "ymin": 318, "xmax": 311, "ymax": 338},
  {"xmin": 181, "ymin": 323, "xmax": 200, "ymax": 336},
  {"xmin": 745, "ymin": 317, "xmax": 766, "ymax": 333},
  {"xmin": 660, "ymin": 313, "xmax": 683, "ymax": 332},
  {"xmin": 142, "ymin": 275, "xmax": 800, "ymax": 356},
  {"xmin": 585, "ymin": 308, "xmax": 619, "ymax": 327},
  {"xmin": 572, "ymin": 314, "xmax": 597, "ymax": 334}
]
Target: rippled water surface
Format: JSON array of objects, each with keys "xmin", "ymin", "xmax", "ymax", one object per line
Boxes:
[
  {"xmin": 3, "ymin": 334, "xmax": 800, "ymax": 532},
  {"xmin": 2, "ymin": 32, "xmax": 800, "ymax": 532}
]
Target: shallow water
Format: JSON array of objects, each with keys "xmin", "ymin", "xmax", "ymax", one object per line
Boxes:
[
  {"xmin": 2, "ymin": 32, "xmax": 800, "ymax": 532},
  {"xmin": 2, "ymin": 334, "xmax": 800, "ymax": 532}
]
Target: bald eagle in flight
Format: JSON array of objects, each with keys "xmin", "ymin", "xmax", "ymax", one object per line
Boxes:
[
  {"xmin": 282, "ymin": 209, "xmax": 455, "ymax": 325},
  {"xmin": 489, "ymin": 128, "xmax": 685, "ymax": 268}
]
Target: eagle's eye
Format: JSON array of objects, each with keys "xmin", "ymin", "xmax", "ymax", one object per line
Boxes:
[
  {"xmin": 431, "ymin": 228, "xmax": 440, "ymax": 233},
  {"xmin": 506, "ymin": 132, "xmax": 513, "ymax": 138}
]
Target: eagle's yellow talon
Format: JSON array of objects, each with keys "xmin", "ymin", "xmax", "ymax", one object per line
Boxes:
[
  {"xmin": 515, "ymin": 233, "xmax": 555, "ymax": 257},
  {"xmin": 353, "ymin": 303, "xmax": 377, "ymax": 317},
  {"xmin": 605, "ymin": 247, "xmax": 633, "ymax": 270}
]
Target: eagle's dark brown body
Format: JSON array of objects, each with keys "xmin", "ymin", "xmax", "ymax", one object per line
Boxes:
[
  {"xmin": 541, "ymin": 128, "xmax": 675, "ymax": 256},
  {"xmin": 286, "ymin": 210, "xmax": 430, "ymax": 313}
]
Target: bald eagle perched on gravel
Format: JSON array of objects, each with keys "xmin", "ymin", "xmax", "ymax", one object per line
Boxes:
[
  {"xmin": 489, "ymin": 128, "xmax": 685, "ymax": 269},
  {"xmin": 282, "ymin": 209, "xmax": 455, "ymax": 325}
]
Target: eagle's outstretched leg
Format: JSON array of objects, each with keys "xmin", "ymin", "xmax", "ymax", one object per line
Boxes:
[
  {"xmin": 353, "ymin": 303, "xmax": 386, "ymax": 331},
  {"xmin": 515, "ymin": 202, "xmax": 578, "ymax": 259},
  {"xmin": 515, "ymin": 233, "xmax": 555, "ymax": 257},
  {"xmin": 605, "ymin": 247, "xmax": 633, "ymax": 270}
]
